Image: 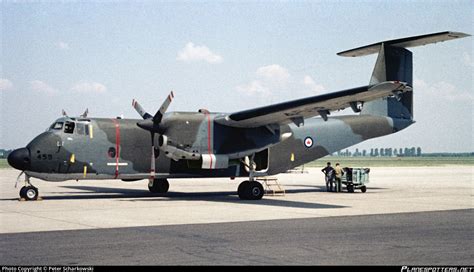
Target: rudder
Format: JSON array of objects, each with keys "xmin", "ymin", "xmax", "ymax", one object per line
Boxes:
[{"xmin": 363, "ymin": 44, "xmax": 413, "ymax": 120}]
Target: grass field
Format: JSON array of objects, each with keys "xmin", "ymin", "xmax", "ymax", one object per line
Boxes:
[
  {"xmin": 1, "ymin": 156, "xmax": 473, "ymax": 170},
  {"xmin": 305, "ymin": 156, "xmax": 474, "ymax": 167},
  {"xmin": 0, "ymin": 159, "xmax": 10, "ymax": 169}
]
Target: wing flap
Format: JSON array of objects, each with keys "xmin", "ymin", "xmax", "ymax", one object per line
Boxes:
[{"xmin": 215, "ymin": 81, "xmax": 411, "ymax": 128}]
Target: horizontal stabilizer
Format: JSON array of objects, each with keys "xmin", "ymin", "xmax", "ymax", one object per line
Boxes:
[{"xmin": 337, "ymin": 31, "xmax": 470, "ymax": 57}]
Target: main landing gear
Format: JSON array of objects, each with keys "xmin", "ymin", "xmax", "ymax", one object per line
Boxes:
[
  {"xmin": 237, "ymin": 154, "xmax": 264, "ymax": 200},
  {"xmin": 17, "ymin": 173, "xmax": 39, "ymax": 201},
  {"xmin": 237, "ymin": 180, "xmax": 264, "ymax": 200},
  {"xmin": 148, "ymin": 178, "xmax": 169, "ymax": 194}
]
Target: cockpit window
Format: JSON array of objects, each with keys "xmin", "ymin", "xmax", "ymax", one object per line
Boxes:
[
  {"xmin": 50, "ymin": 122, "xmax": 64, "ymax": 130},
  {"xmin": 76, "ymin": 123, "xmax": 90, "ymax": 135},
  {"xmin": 76, "ymin": 123, "xmax": 85, "ymax": 135},
  {"xmin": 64, "ymin": 121, "xmax": 75, "ymax": 134}
]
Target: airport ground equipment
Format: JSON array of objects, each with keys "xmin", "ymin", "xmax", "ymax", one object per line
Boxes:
[
  {"xmin": 257, "ymin": 176, "xmax": 285, "ymax": 196},
  {"xmin": 342, "ymin": 168, "xmax": 370, "ymax": 193}
]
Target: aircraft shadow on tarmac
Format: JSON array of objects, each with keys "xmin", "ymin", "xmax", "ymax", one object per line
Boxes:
[{"xmin": 31, "ymin": 185, "xmax": 347, "ymax": 209}]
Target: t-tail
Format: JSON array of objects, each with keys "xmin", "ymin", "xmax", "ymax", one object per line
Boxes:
[{"xmin": 338, "ymin": 31, "xmax": 470, "ymax": 131}]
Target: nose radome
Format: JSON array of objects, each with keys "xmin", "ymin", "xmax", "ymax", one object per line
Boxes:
[{"xmin": 7, "ymin": 148, "xmax": 31, "ymax": 171}]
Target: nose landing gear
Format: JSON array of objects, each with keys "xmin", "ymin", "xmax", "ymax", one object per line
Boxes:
[{"xmin": 16, "ymin": 172, "xmax": 40, "ymax": 201}]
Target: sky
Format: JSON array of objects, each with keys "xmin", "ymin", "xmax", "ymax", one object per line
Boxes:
[{"xmin": 1, "ymin": 0, "xmax": 472, "ymax": 153}]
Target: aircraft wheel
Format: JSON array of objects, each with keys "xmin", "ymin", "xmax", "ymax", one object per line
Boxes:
[
  {"xmin": 237, "ymin": 181, "xmax": 250, "ymax": 200},
  {"xmin": 361, "ymin": 186, "xmax": 367, "ymax": 193},
  {"xmin": 21, "ymin": 186, "xmax": 38, "ymax": 201},
  {"xmin": 247, "ymin": 181, "xmax": 264, "ymax": 200},
  {"xmin": 19, "ymin": 186, "xmax": 28, "ymax": 199},
  {"xmin": 148, "ymin": 179, "xmax": 169, "ymax": 194}
]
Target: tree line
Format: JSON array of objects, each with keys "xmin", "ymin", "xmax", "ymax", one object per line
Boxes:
[{"xmin": 336, "ymin": 147, "xmax": 422, "ymax": 157}]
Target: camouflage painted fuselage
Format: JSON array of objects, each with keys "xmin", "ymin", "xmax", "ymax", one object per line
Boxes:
[{"xmin": 24, "ymin": 113, "xmax": 412, "ymax": 182}]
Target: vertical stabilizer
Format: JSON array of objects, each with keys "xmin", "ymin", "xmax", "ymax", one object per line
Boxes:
[
  {"xmin": 337, "ymin": 31, "xmax": 470, "ymax": 122},
  {"xmin": 363, "ymin": 44, "xmax": 413, "ymax": 119}
]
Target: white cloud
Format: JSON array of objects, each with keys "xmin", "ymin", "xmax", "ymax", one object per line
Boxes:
[
  {"xmin": 71, "ymin": 81, "xmax": 107, "ymax": 93},
  {"xmin": 303, "ymin": 75, "xmax": 325, "ymax": 94},
  {"xmin": 235, "ymin": 80, "xmax": 270, "ymax": 97},
  {"xmin": 56, "ymin": 41, "xmax": 70, "ymax": 50},
  {"xmin": 236, "ymin": 64, "xmax": 291, "ymax": 97},
  {"xmin": 0, "ymin": 78, "xmax": 13, "ymax": 91},
  {"xmin": 30, "ymin": 80, "xmax": 58, "ymax": 96},
  {"xmin": 415, "ymin": 78, "xmax": 473, "ymax": 102},
  {"xmin": 177, "ymin": 42, "xmax": 223, "ymax": 64},
  {"xmin": 256, "ymin": 64, "xmax": 290, "ymax": 82}
]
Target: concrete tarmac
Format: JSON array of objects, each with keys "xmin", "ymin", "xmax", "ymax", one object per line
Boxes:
[
  {"xmin": 0, "ymin": 166, "xmax": 472, "ymax": 264},
  {"xmin": 1, "ymin": 209, "xmax": 472, "ymax": 265}
]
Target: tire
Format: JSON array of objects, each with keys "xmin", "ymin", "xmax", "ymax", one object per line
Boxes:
[
  {"xmin": 19, "ymin": 186, "xmax": 27, "ymax": 199},
  {"xmin": 238, "ymin": 181, "xmax": 250, "ymax": 200},
  {"xmin": 347, "ymin": 184, "xmax": 355, "ymax": 193},
  {"xmin": 24, "ymin": 186, "xmax": 38, "ymax": 201},
  {"xmin": 247, "ymin": 181, "xmax": 264, "ymax": 200},
  {"xmin": 148, "ymin": 179, "xmax": 169, "ymax": 194},
  {"xmin": 361, "ymin": 186, "xmax": 367, "ymax": 193}
]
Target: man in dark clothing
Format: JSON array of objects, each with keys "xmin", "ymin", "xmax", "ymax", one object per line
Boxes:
[{"xmin": 321, "ymin": 162, "xmax": 335, "ymax": 192}]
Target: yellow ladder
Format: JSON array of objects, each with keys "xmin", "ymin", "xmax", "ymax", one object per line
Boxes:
[{"xmin": 257, "ymin": 177, "xmax": 285, "ymax": 196}]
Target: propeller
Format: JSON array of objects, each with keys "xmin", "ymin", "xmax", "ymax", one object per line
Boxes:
[
  {"xmin": 132, "ymin": 91, "xmax": 174, "ymax": 182},
  {"xmin": 80, "ymin": 108, "xmax": 89, "ymax": 118}
]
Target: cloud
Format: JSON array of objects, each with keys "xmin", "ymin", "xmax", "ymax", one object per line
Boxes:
[
  {"xmin": 256, "ymin": 64, "xmax": 290, "ymax": 82},
  {"xmin": 30, "ymin": 80, "xmax": 58, "ymax": 96},
  {"xmin": 56, "ymin": 41, "xmax": 70, "ymax": 50},
  {"xmin": 0, "ymin": 78, "xmax": 13, "ymax": 91},
  {"xmin": 303, "ymin": 75, "xmax": 325, "ymax": 94},
  {"xmin": 71, "ymin": 81, "xmax": 107, "ymax": 93},
  {"xmin": 235, "ymin": 80, "xmax": 270, "ymax": 96},
  {"xmin": 177, "ymin": 42, "xmax": 223, "ymax": 63},
  {"xmin": 236, "ymin": 64, "xmax": 291, "ymax": 97},
  {"xmin": 415, "ymin": 78, "xmax": 473, "ymax": 102}
]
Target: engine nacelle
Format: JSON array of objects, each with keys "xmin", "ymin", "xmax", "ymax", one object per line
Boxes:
[{"xmin": 159, "ymin": 135, "xmax": 200, "ymax": 161}]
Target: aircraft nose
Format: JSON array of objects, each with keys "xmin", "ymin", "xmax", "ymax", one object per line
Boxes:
[{"xmin": 7, "ymin": 148, "xmax": 31, "ymax": 171}]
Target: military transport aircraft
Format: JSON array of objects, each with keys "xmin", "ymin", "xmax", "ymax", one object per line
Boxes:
[{"xmin": 8, "ymin": 31, "xmax": 469, "ymax": 200}]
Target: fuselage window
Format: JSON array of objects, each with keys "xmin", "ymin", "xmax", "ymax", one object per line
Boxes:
[
  {"xmin": 50, "ymin": 122, "xmax": 64, "ymax": 130},
  {"xmin": 76, "ymin": 123, "xmax": 89, "ymax": 135},
  {"xmin": 108, "ymin": 147, "xmax": 116, "ymax": 158},
  {"xmin": 64, "ymin": 121, "xmax": 75, "ymax": 134}
]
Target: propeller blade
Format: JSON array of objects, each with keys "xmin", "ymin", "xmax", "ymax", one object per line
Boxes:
[
  {"xmin": 150, "ymin": 133, "xmax": 156, "ymax": 182},
  {"xmin": 80, "ymin": 108, "xmax": 89, "ymax": 118},
  {"xmin": 132, "ymin": 99, "xmax": 152, "ymax": 120},
  {"xmin": 152, "ymin": 91, "xmax": 174, "ymax": 124}
]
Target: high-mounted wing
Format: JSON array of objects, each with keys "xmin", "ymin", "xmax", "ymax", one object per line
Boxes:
[{"xmin": 215, "ymin": 81, "xmax": 411, "ymax": 128}]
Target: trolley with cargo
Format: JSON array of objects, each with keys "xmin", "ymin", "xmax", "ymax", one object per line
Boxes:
[{"xmin": 341, "ymin": 167, "xmax": 370, "ymax": 193}]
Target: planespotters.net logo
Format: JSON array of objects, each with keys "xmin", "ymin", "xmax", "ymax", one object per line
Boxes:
[{"xmin": 401, "ymin": 266, "xmax": 474, "ymax": 272}]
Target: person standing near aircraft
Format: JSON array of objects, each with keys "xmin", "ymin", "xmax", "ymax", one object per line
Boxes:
[
  {"xmin": 321, "ymin": 162, "xmax": 335, "ymax": 192},
  {"xmin": 334, "ymin": 163, "xmax": 345, "ymax": 192}
]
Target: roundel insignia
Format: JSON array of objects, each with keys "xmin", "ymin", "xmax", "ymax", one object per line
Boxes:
[{"xmin": 304, "ymin": 137, "xmax": 313, "ymax": 148}]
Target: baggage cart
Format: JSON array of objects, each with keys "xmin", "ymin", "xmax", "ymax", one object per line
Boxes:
[{"xmin": 341, "ymin": 167, "xmax": 370, "ymax": 193}]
